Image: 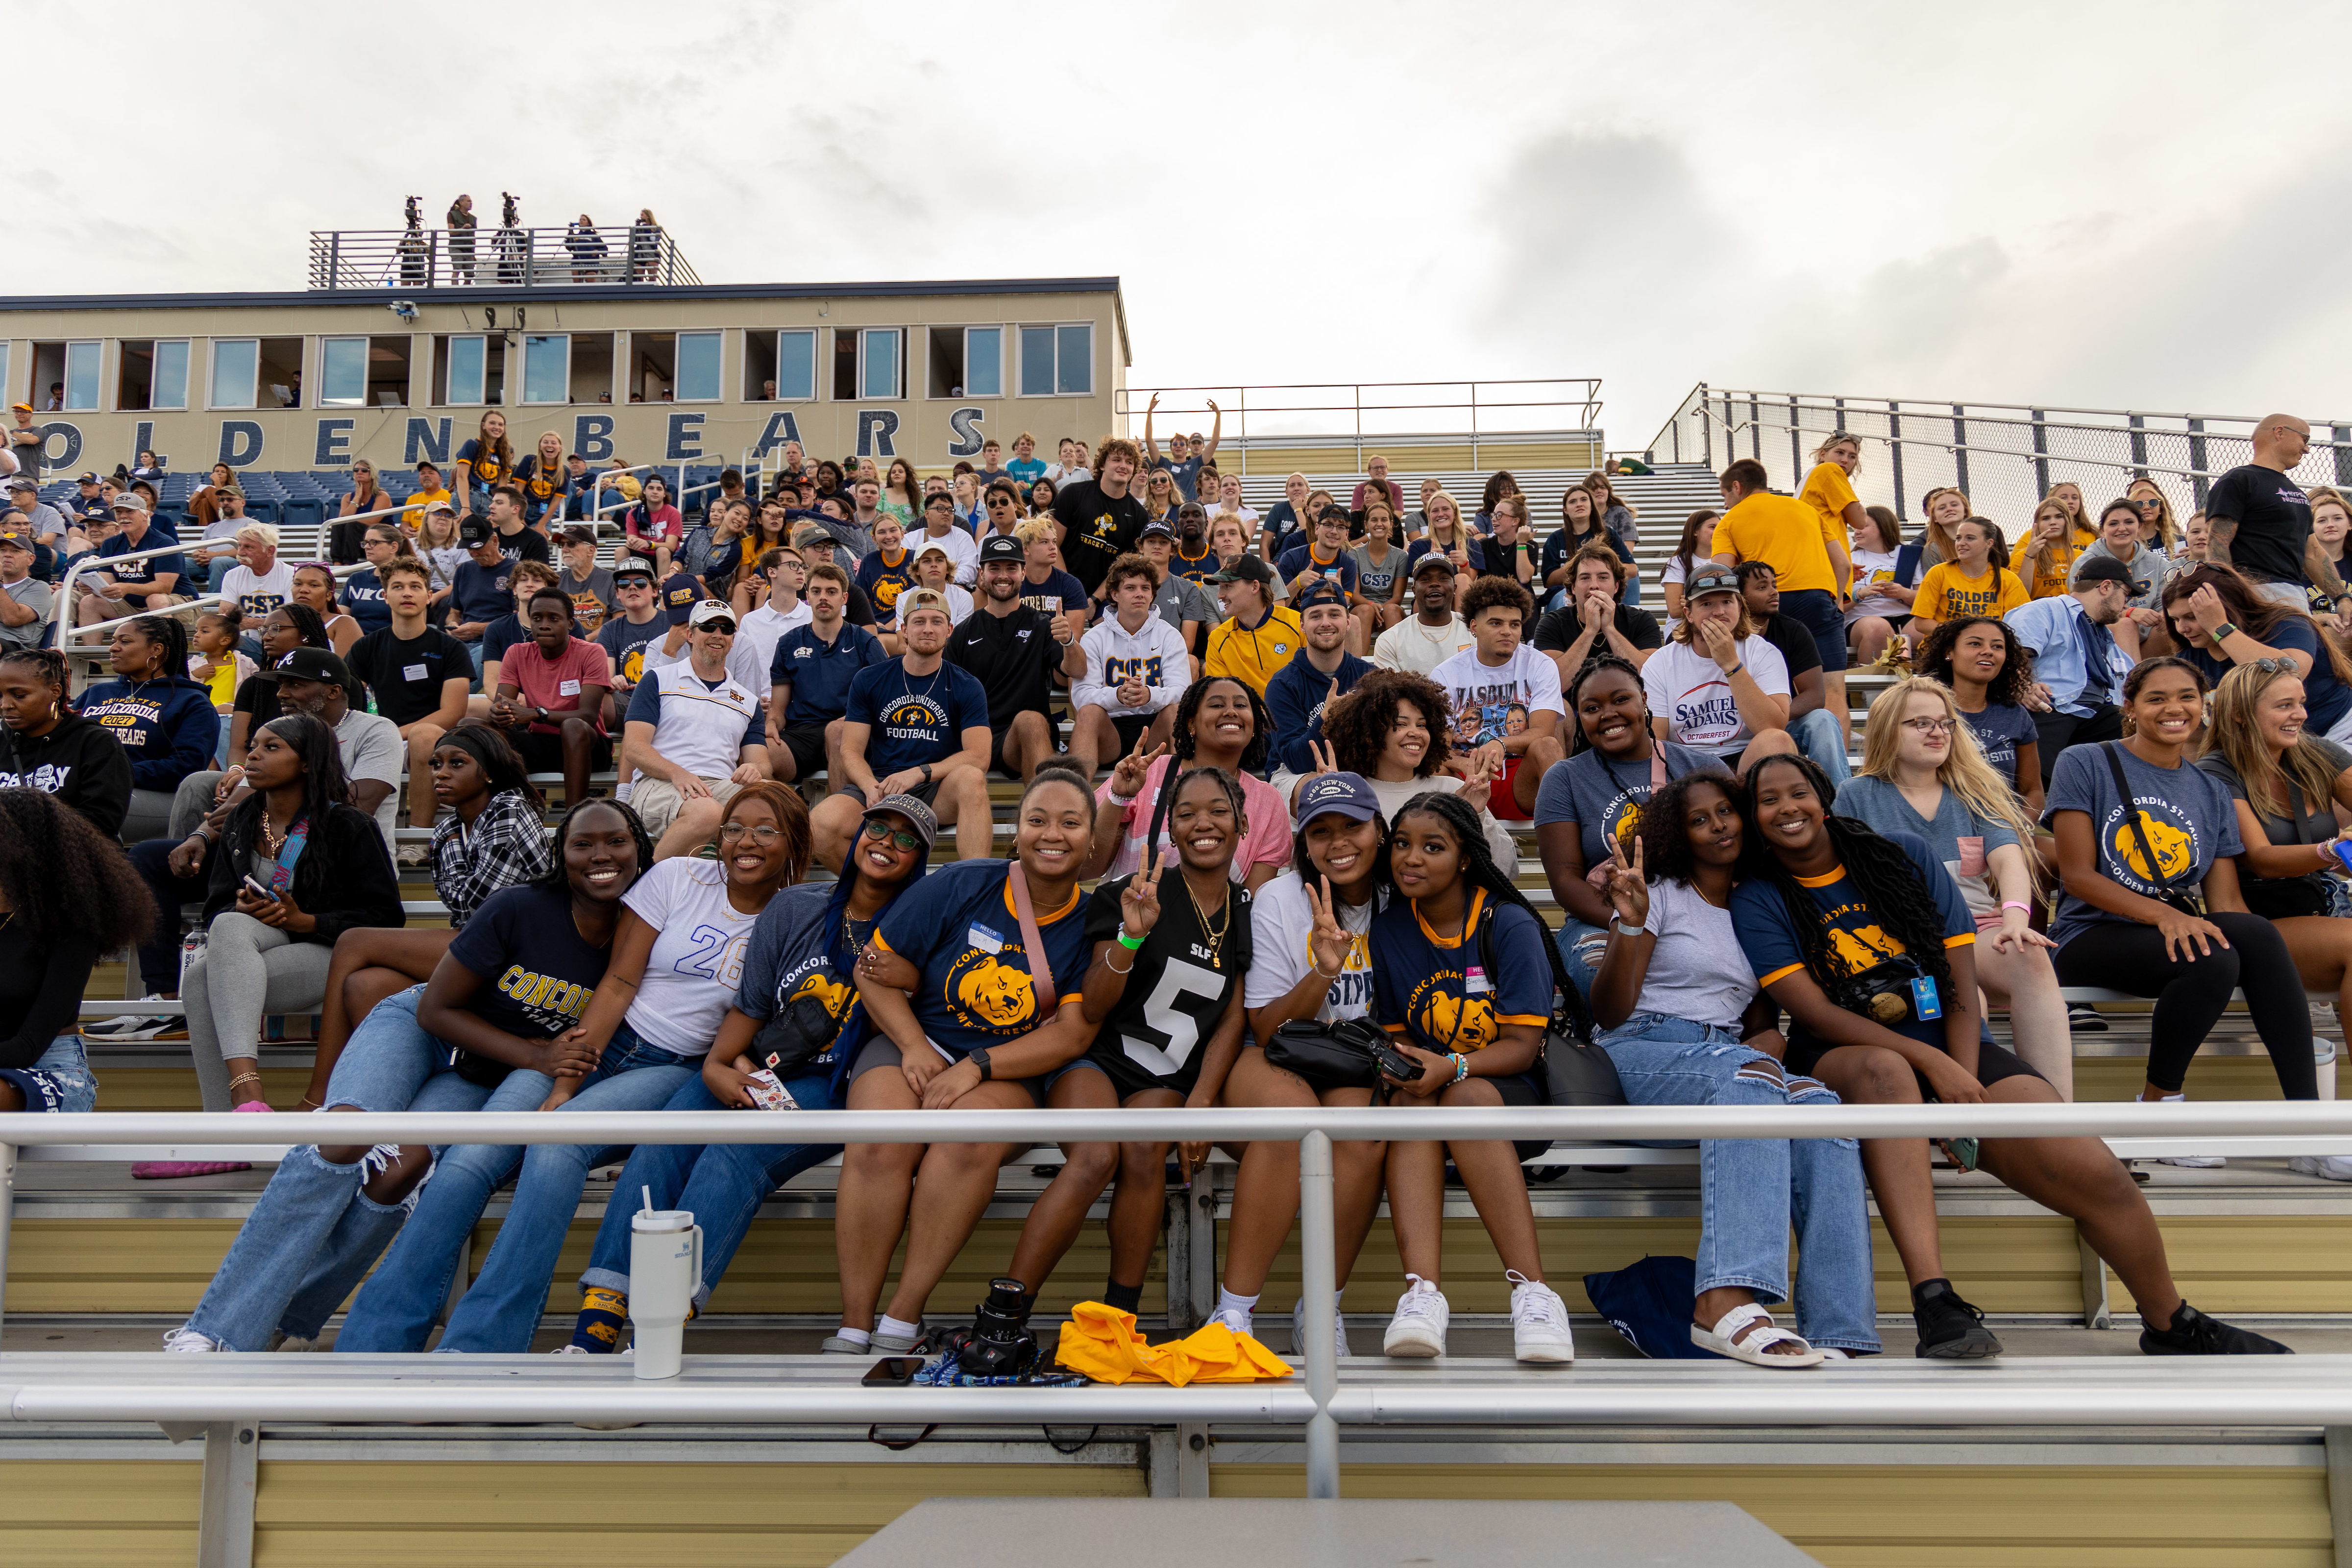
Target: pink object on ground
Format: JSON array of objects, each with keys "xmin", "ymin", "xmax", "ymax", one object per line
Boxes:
[
  {"xmin": 133, "ymin": 1161, "xmax": 253, "ymax": 1179},
  {"xmin": 233, "ymin": 1102, "xmax": 273, "ymax": 1113}
]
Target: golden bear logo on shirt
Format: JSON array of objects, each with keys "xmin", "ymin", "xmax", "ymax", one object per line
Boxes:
[
  {"xmin": 2110, "ymin": 811, "xmax": 2193, "ymax": 883},
  {"xmin": 1421, "ymin": 988, "xmax": 1496, "ymax": 1052},
  {"xmin": 786, "ymin": 970, "xmax": 852, "ymax": 1023},
  {"xmin": 946, "ymin": 951, "xmax": 1036, "ymax": 1029},
  {"xmin": 1825, "ymin": 922, "xmax": 1904, "ymax": 976}
]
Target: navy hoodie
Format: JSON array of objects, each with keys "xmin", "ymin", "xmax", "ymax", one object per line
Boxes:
[
  {"xmin": 1263, "ymin": 650, "xmax": 1374, "ymax": 778},
  {"xmin": 75, "ymin": 675, "xmax": 221, "ymax": 792}
]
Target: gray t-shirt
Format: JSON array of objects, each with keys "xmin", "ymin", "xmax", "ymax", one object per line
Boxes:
[
  {"xmin": 1350, "ymin": 544, "xmax": 1406, "ymax": 604},
  {"xmin": 2043, "ymin": 741, "xmax": 2242, "ymax": 948},
  {"xmin": 1152, "ymin": 573, "xmax": 1216, "ymax": 635},
  {"xmin": 1532, "ymin": 740, "xmax": 1717, "ymax": 867},
  {"xmin": 1834, "ymin": 775, "xmax": 2020, "ymax": 918},
  {"xmin": 2071, "ymin": 537, "xmax": 2165, "ymax": 610},
  {"xmin": 1630, "ymin": 876, "xmax": 1753, "ymax": 1027},
  {"xmin": 336, "ymin": 708, "xmax": 406, "ymax": 851},
  {"xmin": 2197, "ymin": 738, "xmax": 2352, "ymax": 858},
  {"xmin": 0, "ymin": 575, "xmax": 52, "ymax": 648}
]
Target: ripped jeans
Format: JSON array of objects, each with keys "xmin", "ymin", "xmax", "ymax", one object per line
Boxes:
[{"xmin": 1595, "ymin": 1014, "xmax": 1880, "ymax": 1353}]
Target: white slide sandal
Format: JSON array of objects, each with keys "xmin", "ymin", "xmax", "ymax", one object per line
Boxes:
[{"xmin": 1692, "ymin": 1302, "xmax": 1825, "ymax": 1369}]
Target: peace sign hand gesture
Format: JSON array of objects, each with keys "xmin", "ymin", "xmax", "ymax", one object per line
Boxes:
[
  {"xmin": 1602, "ymin": 832, "xmax": 1649, "ymax": 930},
  {"xmin": 1306, "ymin": 876, "xmax": 1351, "ymax": 980},
  {"xmin": 1111, "ymin": 737, "xmax": 1167, "ymax": 802},
  {"xmin": 1122, "ymin": 852, "xmax": 1164, "ymax": 941},
  {"xmin": 1305, "ymin": 737, "xmax": 1339, "ymax": 779}
]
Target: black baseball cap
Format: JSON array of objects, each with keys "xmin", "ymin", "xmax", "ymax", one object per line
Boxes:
[
  {"xmin": 2072, "ymin": 555, "xmax": 2136, "ymax": 588},
  {"xmin": 1140, "ymin": 519, "xmax": 1175, "ymax": 540},
  {"xmin": 978, "ymin": 534, "xmax": 1026, "ymax": 564},
  {"xmin": 1210, "ymin": 555, "xmax": 1274, "ymax": 586},
  {"xmin": 273, "ymin": 648, "xmax": 352, "ymax": 687},
  {"xmin": 1294, "ymin": 581, "xmax": 1348, "ymax": 613},
  {"xmin": 1410, "ymin": 552, "xmax": 1459, "ymax": 580},
  {"xmin": 459, "ymin": 516, "xmax": 494, "ymax": 547}
]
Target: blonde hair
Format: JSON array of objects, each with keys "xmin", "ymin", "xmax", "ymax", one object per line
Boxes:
[
  {"xmin": 1810, "ymin": 432, "xmax": 1862, "ymax": 469},
  {"xmin": 233, "ymin": 522, "xmax": 279, "ymax": 548},
  {"xmin": 1014, "ymin": 517, "xmax": 1057, "ymax": 546},
  {"xmin": 1668, "ymin": 592, "xmax": 1753, "ymax": 645},
  {"xmin": 1859, "ymin": 677, "xmax": 2039, "ymax": 890},
  {"xmin": 1424, "ymin": 489, "xmax": 1465, "ymax": 544},
  {"xmin": 2204, "ymin": 662, "xmax": 2345, "ymax": 830},
  {"xmin": 2126, "ymin": 477, "xmax": 2182, "ymax": 552}
]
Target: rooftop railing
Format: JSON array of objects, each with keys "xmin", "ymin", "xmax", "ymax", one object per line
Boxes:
[
  {"xmin": 307, "ymin": 225, "xmax": 701, "ymax": 291},
  {"xmin": 1116, "ymin": 380, "xmax": 1605, "ymax": 470}
]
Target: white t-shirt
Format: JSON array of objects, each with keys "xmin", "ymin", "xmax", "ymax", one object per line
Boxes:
[
  {"xmin": 1660, "ymin": 556, "xmax": 1690, "ymax": 637},
  {"xmin": 1848, "ymin": 548, "xmax": 1908, "ymax": 621},
  {"xmin": 335, "ymin": 708, "xmax": 406, "ymax": 852},
  {"xmin": 1630, "ymin": 877, "xmax": 1754, "ymax": 1027},
  {"xmin": 220, "ymin": 562, "xmax": 295, "ymax": 620},
  {"xmin": 1640, "ymin": 635, "xmax": 1790, "ymax": 759},
  {"xmin": 1372, "ymin": 612, "xmax": 1477, "ymax": 677},
  {"xmin": 1427, "ymin": 643, "xmax": 1567, "ymax": 750},
  {"xmin": 619, "ymin": 858, "xmax": 762, "ymax": 1054},
  {"xmin": 1243, "ymin": 871, "xmax": 1382, "ymax": 1022}
]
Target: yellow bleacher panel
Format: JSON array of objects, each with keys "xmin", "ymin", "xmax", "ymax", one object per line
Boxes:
[{"xmin": 0, "ymin": 1460, "xmax": 202, "ymax": 1568}]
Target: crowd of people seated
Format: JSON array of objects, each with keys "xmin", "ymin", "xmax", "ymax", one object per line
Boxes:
[{"xmin": 0, "ymin": 414, "xmax": 2346, "ymax": 1372}]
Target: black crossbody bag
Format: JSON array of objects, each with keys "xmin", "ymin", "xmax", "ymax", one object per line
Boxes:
[
  {"xmin": 2239, "ymin": 771, "xmax": 2332, "ymax": 920},
  {"xmin": 1475, "ymin": 909, "xmax": 1623, "ymax": 1107},
  {"xmin": 2101, "ymin": 743, "xmax": 2206, "ymax": 917}
]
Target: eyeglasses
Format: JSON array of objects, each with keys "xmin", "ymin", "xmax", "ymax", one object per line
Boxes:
[
  {"xmin": 1900, "ymin": 717, "xmax": 1957, "ymax": 735},
  {"xmin": 718, "ymin": 821, "xmax": 783, "ymax": 844},
  {"xmin": 862, "ymin": 819, "xmax": 922, "ymax": 851}
]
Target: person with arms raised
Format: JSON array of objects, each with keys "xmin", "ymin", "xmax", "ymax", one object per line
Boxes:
[
  {"xmin": 809, "ymin": 588, "xmax": 992, "ymax": 866},
  {"xmin": 1429, "ymin": 576, "xmax": 1566, "ymax": 821},
  {"xmin": 1589, "ymin": 770, "xmax": 1876, "ymax": 1366},
  {"xmin": 1712, "ymin": 457, "xmax": 1852, "ymax": 743},
  {"xmin": 0, "ymin": 647, "xmax": 132, "ymax": 835},
  {"xmin": 1142, "ymin": 393, "xmax": 1220, "ymax": 504},
  {"xmin": 1072, "ymin": 553, "xmax": 1191, "ymax": 778},
  {"xmin": 1735, "ymin": 750, "xmax": 2288, "ymax": 1358},
  {"xmin": 621, "ymin": 600, "xmax": 770, "ymax": 858}
]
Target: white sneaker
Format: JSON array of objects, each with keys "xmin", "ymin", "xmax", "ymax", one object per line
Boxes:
[
  {"xmin": 549, "ymin": 1343, "xmax": 592, "ymax": 1355},
  {"xmin": 1289, "ymin": 1297, "xmax": 1351, "ymax": 1360},
  {"xmin": 88, "ymin": 997, "xmax": 186, "ymax": 1041},
  {"xmin": 1506, "ymin": 1272, "xmax": 1574, "ymax": 1364},
  {"xmin": 1382, "ymin": 1275, "xmax": 1449, "ymax": 1358},
  {"xmin": 162, "ymin": 1324, "xmax": 221, "ymax": 1353},
  {"xmin": 2153, "ymin": 1094, "xmax": 2225, "ymax": 1168},
  {"xmin": 1209, "ymin": 1304, "xmax": 1253, "ymax": 1339},
  {"xmin": 271, "ymin": 1334, "xmax": 317, "ymax": 1353},
  {"xmin": 2290, "ymin": 1155, "xmax": 2352, "ymax": 1182}
]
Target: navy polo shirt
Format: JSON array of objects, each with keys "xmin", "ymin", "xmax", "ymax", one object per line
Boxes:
[{"xmin": 772, "ymin": 620, "xmax": 889, "ymax": 725}]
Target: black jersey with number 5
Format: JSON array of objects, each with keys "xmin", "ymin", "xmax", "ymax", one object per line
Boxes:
[{"xmin": 1083, "ymin": 872, "xmax": 1252, "ymax": 1097}]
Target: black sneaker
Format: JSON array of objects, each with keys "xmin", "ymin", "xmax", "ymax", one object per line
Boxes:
[
  {"xmin": 1912, "ymin": 1278, "xmax": 2003, "ymax": 1359},
  {"xmin": 2066, "ymin": 1004, "xmax": 2108, "ymax": 1033},
  {"xmin": 2140, "ymin": 1301, "xmax": 2293, "ymax": 1356}
]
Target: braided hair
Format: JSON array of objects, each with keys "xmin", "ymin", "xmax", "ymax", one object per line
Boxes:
[
  {"xmin": 1736, "ymin": 752, "xmax": 1954, "ymax": 992},
  {"xmin": 1390, "ymin": 788, "xmax": 1590, "ymax": 1035},
  {"xmin": 531, "ymin": 797, "xmax": 656, "ymax": 897},
  {"xmin": 1173, "ymin": 675, "xmax": 1271, "ymax": 776},
  {"xmin": 1562, "ymin": 653, "xmax": 1645, "ymax": 759}
]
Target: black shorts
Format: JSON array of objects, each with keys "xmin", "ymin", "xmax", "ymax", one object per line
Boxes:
[
  {"xmin": 778, "ymin": 719, "xmax": 829, "ymax": 782},
  {"xmin": 989, "ymin": 724, "xmax": 1063, "ymax": 779},
  {"xmin": 1785, "ymin": 1029, "xmax": 2046, "ymax": 1093},
  {"xmin": 829, "ymin": 775, "xmax": 942, "ymax": 810},
  {"xmin": 1107, "ymin": 710, "xmax": 1156, "ymax": 753},
  {"xmin": 508, "ymin": 726, "xmax": 611, "ymax": 774}
]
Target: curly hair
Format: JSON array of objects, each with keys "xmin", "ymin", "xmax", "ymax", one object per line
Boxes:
[
  {"xmin": 1389, "ymin": 789, "xmax": 1590, "ymax": 1036},
  {"xmin": 1634, "ymin": 767, "xmax": 1740, "ymax": 888},
  {"xmin": 532, "ymin": 797, "xmax": 656, "ymax": 896},
  {"xmin": 0, "ymin": 789, "xmax": 154, "ymax": 950},
  {"xmin": 1736, "ymin": 753, "xmax": 1954, "ymax": 993},
  {"xmin": 1092, "ymin": 436, "xmax": 1143, "ymax": 475},
  {"xmin": 1913, "ymin": 616, "xmax": 2035, "ymax": 709},
  {"xmin": 1458, "ymin": 575, "xmax": 1534, "ymax": 626},
  {"xmin": 1563, "ymin": 654, "xmax": 1646, "ymax": 759},
  {"xmin": 1174, "ymin": 676, "xmax": 1271, "ymax": 776},
  {"xmin": 1321, "ymin": 668, "xmax": 1453, "ymax": 779}
]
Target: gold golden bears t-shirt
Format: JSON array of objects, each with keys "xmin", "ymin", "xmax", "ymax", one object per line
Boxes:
[
  {"xmin": 872, "ymin": 860, "xmax": 1091, "ymax": 1057},
  {"xmin": 2041, "ymin": 741, "xmax": 2242, "ymax": 949},
  {"xmin": 1371, "ymin": 888, "xmax": 1553, "ymax": 1057}
]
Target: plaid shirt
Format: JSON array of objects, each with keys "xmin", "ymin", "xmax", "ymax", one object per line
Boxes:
[{"xmin": 431, "ymin": 788, "xmax": 555, "ymax": 928}]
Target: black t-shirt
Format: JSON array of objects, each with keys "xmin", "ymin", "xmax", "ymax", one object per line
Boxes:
[
  {"xmin": 1531, "ymin": 602, "xmax": 1663, "ymax": 661},
  {"xmin": 445, "ymin": 883, "xmax": 613, "ymax": 1043},
  {"xmin": 350, "ymin": 626, "xmax": 471, "ymax": 726},
  {"xmin": 595, "ymin": 612, "xmax": 670, "ymax": 690},
  {"xmin": 2205, "ymin": 464, "xmax": 2314, "ymax": 587},
  {"xmin": 1083, "ymin": 873, "xmax": 1252, "ymax": 1097},
  {"xmin": 496, "ymin": 524, "xmax": 553, "ymax": 567},
  {"xmin": 1760, "ymin": 611, "xmax": 1824, "ymax": 681},
  {"xmin": 1051, "ymin": 481, "xmax": 1149, "ymax": 596},
  {"xmin": 946, "ymin": 604, "xmax": 1064, "ymax": 734}
]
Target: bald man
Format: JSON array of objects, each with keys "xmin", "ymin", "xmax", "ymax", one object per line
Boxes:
[{"xmin": 2205, "ymin": 413, "xmax": 2339, "ymax": 612}]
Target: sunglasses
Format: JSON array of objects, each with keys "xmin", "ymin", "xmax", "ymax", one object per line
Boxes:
[
  {"xmin": 862, "ymin": 818, "xmax": 922, "ymax": 851},
  {"xmin": 2134, "ymin": 499, "xmax": 2163, "ymax": 510},
  {"xmin": 2250, "ymin": 657, "xmax": 2299, "ymax": 676},
  {"xmin": 697, "ymin": 619, "xmax": 737, "ymax": 635}
]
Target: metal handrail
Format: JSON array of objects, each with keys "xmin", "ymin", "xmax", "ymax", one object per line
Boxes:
[
  {"xmin": 306, "ymin": 225, "xmax": 699, "ymax": 291},
  {"xmin": 1117, "ymin": 380, "xmax": 1607, "ymax": 472},
  {"xmin": 1687, "ymin": 386, "xmax": 2352, "ymax": 429},
  {"xmin": 5, "ymin": 1099, "xmax": 2350, "ymax": 1496}
]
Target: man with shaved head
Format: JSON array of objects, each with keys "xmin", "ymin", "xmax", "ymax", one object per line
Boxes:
[{"xmin": 2205, "ymin": 413, "xmax": 2335, "ymax": 612}]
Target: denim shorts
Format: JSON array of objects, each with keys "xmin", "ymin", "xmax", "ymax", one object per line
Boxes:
[
  {"xmin": 1779, "ymin": 588, "xmax": 1848, "ymax": 672},
  {"xmin": 0, "ymin": 1035, "xmax": 99, "ymax": 1114}
]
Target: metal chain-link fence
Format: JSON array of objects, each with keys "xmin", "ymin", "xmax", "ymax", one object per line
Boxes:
[{"xmin": 1647, "ymin": 384, "xmax": 2352, "ymax": 544}]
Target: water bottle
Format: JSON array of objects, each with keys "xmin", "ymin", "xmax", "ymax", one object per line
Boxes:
[
  {"xmin": 2318, "ymin": 1036, "xmax": 2338, "ymax": 1103},
  {"xmin": 177, "ymin": 929, "xmax": 209, "ymax": 989},
  {"xmin": 629, "ymin": 1189, "xmax": 701, "ymax": 1381}
]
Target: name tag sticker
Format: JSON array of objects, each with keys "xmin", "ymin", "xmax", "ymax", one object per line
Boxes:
[
  {"xmin": 558, "ymin": 679, "xmax": 582, "ymax": 696},
  {"xmin": 968, "ymin": 924, "xmax": 1004, "ymax": 955},
  {"xmin": 402, "ymin": 664, "xmax": 427, "ymax": 682},
  {"xmin": 1464, "ymin": 966, "xmax": 1491, "ymax": 995}
]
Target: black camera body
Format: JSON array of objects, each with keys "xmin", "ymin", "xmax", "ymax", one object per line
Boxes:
[{"xmin": 952, "ymin": 1276, "xmax": 1042, "ymax": 1379}]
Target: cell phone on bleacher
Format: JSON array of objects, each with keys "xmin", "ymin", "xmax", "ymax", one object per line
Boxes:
[{"xmin": 862, "ymin": 1356, "xmax": 924, "ymax": 1386}]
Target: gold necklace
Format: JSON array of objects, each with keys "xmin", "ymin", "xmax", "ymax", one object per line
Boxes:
[
  {"xmin": 259, "ymin": 808, "xmax": 291, "ymax": 859},
  {"xmin": 1183, "ymin": 870, "xmax": 1231, "ymax": 966}
]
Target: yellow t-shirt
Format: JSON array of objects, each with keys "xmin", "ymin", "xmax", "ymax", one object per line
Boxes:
[
  {"xmin": 403, "ymin": 485, "xmax": 452, "ymax": 531},
  {"xmin": 1916, "ymin": 562, "xmax": 2029, "ymax": 621},
  {"xmin": 1798, "ymin": 462, "xmax": 1860, "ymax": 592},
  {"xmin": 1715, "ymin": 491, "xmax": 1838, "ymax": 596},
  {"xmin": 2024, "ymin": 536, "xmax": 2084, "ymax": 600},
  {"xmin": 1203, "ymin": 604, "xmax": 1303, "ymax": 700}
]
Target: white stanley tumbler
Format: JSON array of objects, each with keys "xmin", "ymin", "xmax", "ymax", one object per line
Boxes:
[{"xmin": 630, "ymin": 1194, "xmax": 702, "ymax": 1380}]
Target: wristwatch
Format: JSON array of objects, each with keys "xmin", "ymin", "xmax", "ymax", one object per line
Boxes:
[
  {"xmin": 970, "ymin": 1047, "xmax": 993, "ymax": 1082},
  {"xmin": 2210, "ymin": 622, "xmax": 2236, "ymax": 645},
  {"xmin": 919, "ymin": 762, "xmax": 933, "ymax": 784}
]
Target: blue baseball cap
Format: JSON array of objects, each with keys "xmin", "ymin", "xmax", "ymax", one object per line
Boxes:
[
  {"xmin": 1293, "ymin": 581, "xmax": 1348, "ymax": 614},
  {"xmin": 1292, "ymin": 771, "xmax": 1381, "ymax": 832}
]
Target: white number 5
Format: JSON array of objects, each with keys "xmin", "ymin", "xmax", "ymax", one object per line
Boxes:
[{"xmin": 1119, "ymin": 958, "xmax": 1224, "ymax": 1078}]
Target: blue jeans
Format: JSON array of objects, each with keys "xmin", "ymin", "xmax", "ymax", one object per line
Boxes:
[
  {"xmin": 426, "ymin": 1024, "xmax": 700, "ymax": 1353},
  {"xmin": 186, "ymin": 988, "xmax": 522, "ymax": 1350},
  {"xmin": 577, "ymin": 1069, "xmax": 842, "ymax": 1314},
  {"xmin": 1554, "ymin": 920, "xmax": 1606, "ymax": 1003},
  {"xmin": 1595, "ymin": 1014, "xmax": 1880, "ymax": 1353},
  {"xmin": 0, "ymin": 1035, "xmax": 98, "ymax": 1114},
  {"xmin": 1791, "ymin": 708, "xmax": 1851, "ymax": 785},
  {"xmin": 1779, "ymin": 588, "xmax": 1848, "ymax": 674}
]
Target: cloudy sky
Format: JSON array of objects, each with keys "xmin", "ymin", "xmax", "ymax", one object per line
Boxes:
[{"xmin": 23, "ymin": 0, "xmax": 2351, "ymax": 450}]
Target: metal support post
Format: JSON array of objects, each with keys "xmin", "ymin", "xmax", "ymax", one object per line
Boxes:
[
  {"xmin": 1298, "ymin": 1130, "xmax": 1339, "ymax": 1500},
  {"xmin": 1888, "ymin": 403, "xmax": 1906, "ymax": 518},
  {"xmin": 1951, "ymin": 405, "xmax": 1970, "ymax": 496},
  {"xmin": 197, "ymin": 1420, "xmax": 258, "ymax": 1568},
  {"xmin": 2031, "ymin": 409, "xmax": 2050, "ymax": 498},
  {"xmin": 2189, "ymin": 418, "xmax": 2210, "ymax": 508},
  {"xmin": 1164, "ymin": 1190, "xmax": 1193, "ymax": 1333},
  {"xmin": 2334, "ymin": 426, "xmax": 2351, "ymax": 489},
  {"xmin": 1176, "ymin": 1423, "xmax": 1212, "ymax": 1497},
  {"xmin": 2075, "ymin": 1226, "xmax": 2111, "ymax": 1330},
  {"xmin": 1789, "ymin": 395, "xmax": 1803, "ymax": 486},
  {"xmin": 2130, "ymin": 412, "xmax": 2149, "ymax": 477},
  {"xmin": 1747, "ymin": 394, "xmax": 1760, "ymax": 462},
  {"xmin": 2327, "ymin": 1426, "xmax": 2352, "ymax": 1568},
  {"xmin": 1189, "ymin": 1184, "xmax": 1217, "ymax": 1328},
  {"xmin": 0, "ymin": 1141, "xmax": 14, "ymax": 1343}
]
